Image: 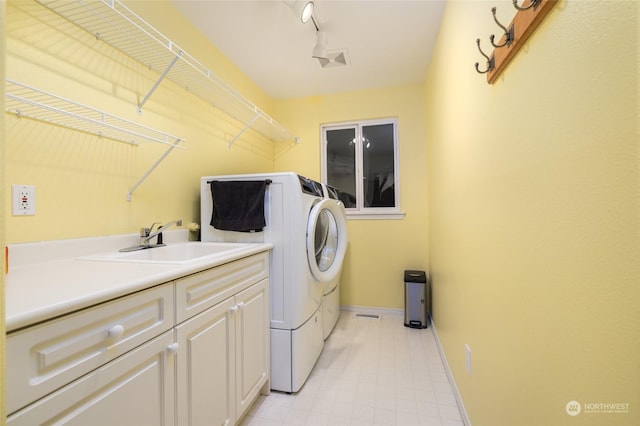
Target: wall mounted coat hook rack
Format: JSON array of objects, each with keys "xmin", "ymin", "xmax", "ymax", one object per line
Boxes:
[
  {"xmin": 475, "ymin": 0, "xmax": 558, "ymax": 83},
  {"xmin": 475, "ymin": 38, "xmax": 495, "ymax": 74},
  {"xmin": 513, "ymin": 0, "xmax": 541, "ymax": 11},
  {"xmin": 490, "ymin": 7, "xmax": 514, "ymax": 48}
]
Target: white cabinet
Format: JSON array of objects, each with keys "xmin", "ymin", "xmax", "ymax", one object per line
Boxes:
[
  {"xmin": 7, "ymin": 251, "xmax": 270, "ymax": 426},
  {"xmin": 175, "ymin": 253, "xmax": 270, "ymax": 425},
  {"xmin": 6, "ymin": 284, "xmax": 175, "ymax": 415},
  {"xmin": 7, "ymin": 331, "xmax": 176, "ymax": 426}
]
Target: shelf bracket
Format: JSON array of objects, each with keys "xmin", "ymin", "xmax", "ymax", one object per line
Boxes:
[
  {"xmin": 138, "ymin": 51, "xmax": 182, "ymax": 114},
  {"xmin": 127, "ymin": 138, "xmax": 183, "ymax": 201},
  {"xmin": 228, "ymin": 113, "xmax": 260, "ymax": 148}
]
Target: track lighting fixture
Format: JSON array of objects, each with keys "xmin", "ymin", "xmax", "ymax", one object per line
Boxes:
[
  {"xmin": 291, "ymin": 0, "xmax": 315, "ymax": 23},
  {"xmin": 285, "ymin": 0, "xmax": 337, "ymax": 62}
]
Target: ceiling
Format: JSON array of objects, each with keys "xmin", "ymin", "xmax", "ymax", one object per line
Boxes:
[{"xmin": 171, "ymin": 0, "xmax": 446, "ymax": 100}]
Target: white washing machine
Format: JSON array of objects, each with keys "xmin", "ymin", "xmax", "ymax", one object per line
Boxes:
[
  {"xmin": 200, "ymin": 173, "xmax": 347, "ymax": 392},
  {"xmin": 320, "ymin": 184, "xmax": 349, "ymax": 339}
]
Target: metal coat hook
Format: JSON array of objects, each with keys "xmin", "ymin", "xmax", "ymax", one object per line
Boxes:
[
  {"xmin": 513, "ymin": 0, "xmax": 541, "ymax": 11},
  {"xmin": 490, "ymin": 7, "xmax": 514, "ymax": 48},
  {"xmin": 474, "ymin": 38, "xmax": 495, "ymax": 74}
]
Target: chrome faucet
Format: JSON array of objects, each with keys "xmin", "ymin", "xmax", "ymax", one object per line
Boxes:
[
  {"xmin": 120, "ymin": 219, "xmax": 183, "ymax": 252},
  {"xmin": 141, "ymin": 219, "xmax": 183, "ymax": 246}
]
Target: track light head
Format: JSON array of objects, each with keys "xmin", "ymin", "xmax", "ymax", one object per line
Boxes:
[
  {"xmin": 290, "ymin": 0, "xmax": 314, "ymax": 23},
  {"xmin": 301, "ymin": 1, "xmax": 314, "ymax": 23}
]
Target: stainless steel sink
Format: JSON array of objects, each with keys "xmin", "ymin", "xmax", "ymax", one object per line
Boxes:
[{"xmin": 78, "ymin": 242, "xmax": 251, "ymax": 264}]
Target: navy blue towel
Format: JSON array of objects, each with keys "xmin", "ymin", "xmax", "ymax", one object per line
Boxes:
[{"xmin": 209, "ymin": 180, "xmax": 267, "ymax": 232}]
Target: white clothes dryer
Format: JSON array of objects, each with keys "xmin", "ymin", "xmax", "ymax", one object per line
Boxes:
[{"xmin": 200, "ymin": 172, "xmax": 346, "ymax": 392}]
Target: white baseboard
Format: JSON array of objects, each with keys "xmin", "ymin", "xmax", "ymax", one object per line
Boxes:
[
  {"xmin": 340, "ymin": 304, "xmax": 404, "ymax": 317},
  {"xmin": 430, "ymin": 318, "xmax": 472, "ymax": 426}
]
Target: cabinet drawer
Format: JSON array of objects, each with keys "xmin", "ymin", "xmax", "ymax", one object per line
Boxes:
[
  {"xmin": 7, "ymin": 284, "xmax": 174, "ymax": 414},
  {"xmin": 176, "ymin": 252, "xmax": 269, "ymax": 323},
  {"xmin": 8, "ymin": 331, "xmax": 176, "ymax": 426}
]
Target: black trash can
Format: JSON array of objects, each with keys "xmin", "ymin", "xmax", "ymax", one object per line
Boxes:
[{"xmin": 404, "ymin": 270, "xmax": 429, "ymax": 328}]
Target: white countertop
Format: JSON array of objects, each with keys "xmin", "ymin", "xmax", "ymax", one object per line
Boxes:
[{"xmin": 5, "ymin": 230, "xmax": 272, "ymax": 332}]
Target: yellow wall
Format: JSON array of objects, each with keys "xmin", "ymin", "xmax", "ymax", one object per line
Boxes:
[
  {"xmin": 4, "ymin": 0, "xmax": 282, "ymax": 244},
  {"xmin": 425, "ymin": 1, "xmax": 639, "ymax": 425},
  {"xmin": 1, "ymin": 1, "xmax": 7, "ymax": 422},
  {"xmin": 3, "ymin": 0, "xmax": 639, "ymax": 424},
  {"xmin": 273, "ymin": 85, "xmax": 429, "ymax": 309}
]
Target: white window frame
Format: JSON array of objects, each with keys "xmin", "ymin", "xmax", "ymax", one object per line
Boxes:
[{"xmin": 321, "ymin": 118, "xmax": 404, "ymax": 220}]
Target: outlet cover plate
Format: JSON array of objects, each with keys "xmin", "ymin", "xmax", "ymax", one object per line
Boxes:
[{"xmin": 12, "ymin": 184, "xmax": 36, "ymax": 216}]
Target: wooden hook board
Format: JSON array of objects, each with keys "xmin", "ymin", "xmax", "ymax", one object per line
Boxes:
[{"xmin": 487, "ymin": 0, "xmax": 558, "ymax": 84}]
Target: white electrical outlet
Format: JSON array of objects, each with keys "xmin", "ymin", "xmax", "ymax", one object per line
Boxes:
[
  {"xmin": 12, "ymin": 184, "xmax": 36, "ymax": 216},
  {"xmin": 465, "ymin": 344, "xmax": 472, "ymax": 375}
]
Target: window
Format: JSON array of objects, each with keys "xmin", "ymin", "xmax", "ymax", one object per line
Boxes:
[{"xmin": 321, "ymin": 118, "xmax": 402, "ymax": 218}]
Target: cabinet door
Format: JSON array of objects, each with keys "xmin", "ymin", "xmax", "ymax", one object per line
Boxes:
[
  {"xmin": 235, "ymin": 278, "xmax": 270, "ymax": 419},
  {"xmin": 7, "ymin": 331, "xmax": 176, "ymax": 426},
  {"xmin": 176, "ymin": 296, "xmax": 236, "ymax": 426}
]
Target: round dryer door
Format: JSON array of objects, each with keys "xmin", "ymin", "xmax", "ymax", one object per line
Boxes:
[{"xmin": 306, "ymin": 199, "xmax": 348, "ymax": 282}]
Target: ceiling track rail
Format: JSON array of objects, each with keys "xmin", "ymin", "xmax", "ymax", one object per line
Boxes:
[
  {"xmin": 5, "ymin": 79, "xmax": 185, "ymax": 201},
  {"xmin": 36, "ymin": 0, "xmax": 299, "ymax": 145}
]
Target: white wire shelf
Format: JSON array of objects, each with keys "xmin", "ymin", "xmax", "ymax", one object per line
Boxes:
[
  {"xmin": 5, "ymin": 79, "xmax": 185, "ymax": 147},
  {"xmin": 36, "ymin": 0, "xmax": 299, "ymax": 145},
  {"xmin": 5, "ymin": 79, "xmax": 185, "ymax": 201}
]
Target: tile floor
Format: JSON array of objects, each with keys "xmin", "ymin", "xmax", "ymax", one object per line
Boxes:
[{"xmin": 240, "ymin": 311, "xmax": 465, "ymax": 426}]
